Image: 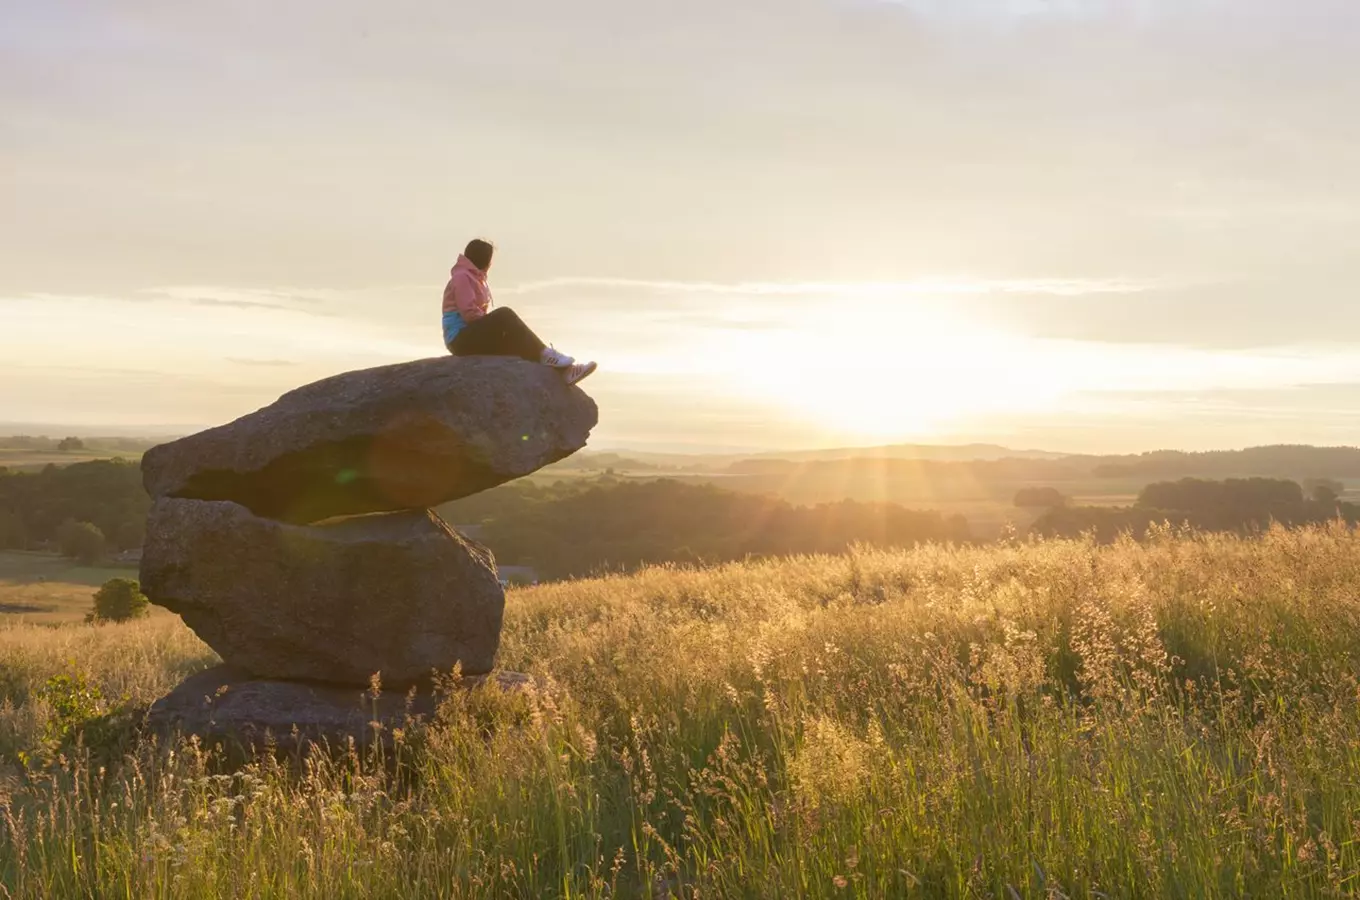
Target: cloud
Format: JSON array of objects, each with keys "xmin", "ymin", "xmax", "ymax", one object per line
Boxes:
[
  {"xmin": 8, "ymin": 287, "xmax": 338, "ymax": 316},
  {"xmin": 500, "ymin": 276, "xmax": 1157, "ymax": 298},
  {"xmin": 961, "ymin": 276, "xmax": 1360, "ymax": 349},
  {"xmin": 140, "ymin": 286, "xmax": 338, "ymax": 316},
  {"xmin": 0, "ymin": 362, "xmax": 203, "ymax": 379},
  {"xmin": 501, "ymin": 274, "xmax": 1186, "ymax": 346},
  {"xmin": 876, "ymin": 0, "xmax": 1204, "ymax": 21},
  {"xmin": 226, "ymin": 357, "xmax": 298, "ymax": 367}
]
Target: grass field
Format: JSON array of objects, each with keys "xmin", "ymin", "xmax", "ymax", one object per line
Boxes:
[
  {"xmin": 0, "ymin": 449, "xmax": 144, "ymax": 472},
  {"xmin": 0, "ymin": 551, "xmax": 143, "ymax": 625},
  {"xmin": 6, "ymin": 526, "xmax": 1360, "ymax": 896}
]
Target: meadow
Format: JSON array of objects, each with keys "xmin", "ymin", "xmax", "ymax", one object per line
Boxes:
[
  {"xmin": 4, "ymin": 526, "xmax": 1360, "ymax": 897},
  {"xmin": 0, "ymin": 552, "xmax": 143, "ymax": 625}
]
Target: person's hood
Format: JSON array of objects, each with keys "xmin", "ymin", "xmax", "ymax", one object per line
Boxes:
[{"xmin": 451, "ymin": 255, "xmax": 485, "ymax": 278}]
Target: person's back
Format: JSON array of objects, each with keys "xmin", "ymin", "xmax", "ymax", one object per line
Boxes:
[
  {"xmin": 442, "ymin": 238, "xmax": 597, "ymax": 386},
  {"xmin": 442, "ymin": 240, "xmax": 494, "ymax": 347}
]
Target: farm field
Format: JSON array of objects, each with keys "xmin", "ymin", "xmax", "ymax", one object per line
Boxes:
[
  {"xmin": 0, "ymin": 551, "xmax": 142, "ymax": 625},
  {"xmin": 0, "ymin": 449, "xmax": 145, "ymax": 472}
]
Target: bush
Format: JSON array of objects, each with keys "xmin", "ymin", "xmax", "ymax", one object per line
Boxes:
[
  {"xmin": 88, "ymin": 578, "xmax": 149, "ymax": 623},
  {"xmin": 57, "ymin": 519, "xmax": 106, "ymax": 564},
  {"xmin": 18, "ymin": 668, "xmax": 139, "ymax": 769},
  {"xmin": 17, "ymin": 669, "xmax": 106, "ymax": 768}
]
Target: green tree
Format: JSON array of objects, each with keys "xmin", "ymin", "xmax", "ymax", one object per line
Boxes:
[
  {"xmin": 57, "ymin": 519, "xmax": 106, "ymax": 564},
  {"xmin": 1304, "ymin": 477, "xmax": 1345, "ymax": 504},
  {"xmin": 0, "ymin": 510, "xmax": 26, "ymax": 549},
  {"xmin": 57, "ymin": 436, "xmax": 85, "ymax": 452},
  {"xmin": 88, "ymin": 578, "xmax": 150, "ymax": 623},
  {"xmin": 0, "ymin": 458, "xmax": 150, "ymax": 548},
  {"xmin": 114, "ymin": 518, "xmax": 145, "ymax": 551}
]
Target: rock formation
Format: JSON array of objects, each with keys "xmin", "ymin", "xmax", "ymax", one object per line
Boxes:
[
  {"xmin": 139, "ymin": 356, "xmax": 596, "ymax": 747},
  {"xmin": 142, "ymin": 356, "xmax": 597, "ymax": 524},
  {"xmin": 141, "ymin": 499, "xmax": 504, "ymax": 685}
]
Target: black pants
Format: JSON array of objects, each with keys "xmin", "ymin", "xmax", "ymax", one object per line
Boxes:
[{"xmin": 447, "ymin": 307, "xmax": 547, "ymax": 362}]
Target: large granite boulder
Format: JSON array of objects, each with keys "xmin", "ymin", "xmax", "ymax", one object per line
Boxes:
[
  {"xmin": 140, "ymin": 498, "xmax": 505, "ymax": 686},
  {"xmin": 142, "ymin": 356, "xmax": 598, "ymax": 524},
  {"xmin": 147, "ymin": 665, "xmax": 533, "ymax": 753}
]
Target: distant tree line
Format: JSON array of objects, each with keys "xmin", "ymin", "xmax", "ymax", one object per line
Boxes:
[
  {"xmin": 1014, "ymin": 486, "xmax": 1067, "ymax": 509},
  {"xmin": 0, "ymin": 435, "xmax": 153, "ymax": 454},
  {"xmin": 446, "ymin": 478, "xmax": 971, "ymax": 581},
  {"xmin": 1033, "ymin": 477, "xmax": 1357, "ymax": 541},
  {"xmin": 725, "ymin": 445, "xmax": 1360, "ymax": 501},
  {"xmin": 5, "ymin": 455, "xmax": 1356, "ymax": 577},
  {"xmin": 1091, "ymin": 446, "xmax": 1360, "ymax": 480},
  {"xmin": 726, "ymin": 456, "xmax": 1095, "ymax": 484},
  {"xmin": 0, "ymin": 459, "xmax": 148, "ymax": 559}
]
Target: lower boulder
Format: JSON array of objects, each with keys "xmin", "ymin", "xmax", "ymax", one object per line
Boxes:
[
  {"xmin": 147, "ymin": 665, "xmax": 532, "ymax": 752},
  {"xmin": 140, "ymin": 498, "xmax": 505, "ymax": 686}
]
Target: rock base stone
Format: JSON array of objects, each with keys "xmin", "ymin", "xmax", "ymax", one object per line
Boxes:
[
  {"xmin": 140, "ymin": 499, "xmax": 505, "ymax": 686},
  {"xmin": 147, "ymin": 665, "xmax": 533, "ymax": 753}
]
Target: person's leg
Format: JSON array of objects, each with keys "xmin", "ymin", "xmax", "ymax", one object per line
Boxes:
[
  {"xmin": 486, "ymin": 307, "xmax": 549, "ymax": 362},
  {"xmin": 450, "ymin": 307, "xmax": 547, "ymax": 363},
  {"xmin": 448, "ymin": 312, "xmax": 498, "ymax": 356}
]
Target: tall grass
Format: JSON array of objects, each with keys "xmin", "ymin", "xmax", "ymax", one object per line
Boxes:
[{"xmin": 5, "ymin": 524, "xmax": 1360, "ymax": 897}]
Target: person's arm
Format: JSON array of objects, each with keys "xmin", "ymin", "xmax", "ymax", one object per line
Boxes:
[{"xmin": 449, "ymin": 271, "xmax": 488, "ymax": 322}]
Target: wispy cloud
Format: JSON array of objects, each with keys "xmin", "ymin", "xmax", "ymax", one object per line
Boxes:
[
  {"xmin": 139, "ymin": 286, "xmax": 338, "ymax": 316},
  {"xmin": 0, "ymin": 362, "xmax": 202, "ymax": 379},
  {"xmin": 499, "ymin": 276, "xmax": 1159, "ymax": 298},
  {"xmin": 873, "ymin": 0, "xmax": 1218, "ymax": 23},
  {"xmin": 226, "ymin": 357, "xmax": 299, "ymax": 367}
]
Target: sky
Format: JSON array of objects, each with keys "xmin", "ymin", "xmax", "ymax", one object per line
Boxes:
[{"xmin": 3, "ymin": 0, "xmax": 1360, "ymax": 453}]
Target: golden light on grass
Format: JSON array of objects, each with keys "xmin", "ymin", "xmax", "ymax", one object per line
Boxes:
[{"xmin": 6, "ymin": 526, "xmax": 1360, "ymax": 895}]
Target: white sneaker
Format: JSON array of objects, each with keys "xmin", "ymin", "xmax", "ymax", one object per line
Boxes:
[
  {"xmin": 563, "ymin": 361, "xmax": 597, "ymax": 386},
  {"xmin": 539, "ymin": 346, "xmax": 575, "ymax": 368}
]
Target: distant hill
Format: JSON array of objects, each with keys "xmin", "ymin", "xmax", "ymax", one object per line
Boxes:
[
  {"xmin": 726, "ymin": 445, "xmax": 1360, "ymax": 481},
  {"xmin": 567, "ymin": 442, "xmax": 1071, "ymax": 472},
  {"xmin": 586, "ymin": 444, "xmax": 1360, "ymax": 478},
  {"xmin": 1089, "ymin": 445, "xmax": 1360, "ymax": 479},
  {"xmin": 748, "ymin": 443, "xmax": 1069, "ymax": 463},
  {"xmin": 544, "ymin": 451, "xmax": 662, "ymax": 472}
]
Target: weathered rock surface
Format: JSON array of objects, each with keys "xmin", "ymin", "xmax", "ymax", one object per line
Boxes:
[
  {"xmin": 140, "ymin": 498, "xmax": 505, "ymax": 686},
  {"xmin": 147, "ymin": 665, "xmax": 533, "ymax": 752},
  {"xmin": 142, "ymin": 356, "xmax": 598, "ymax": 523}
]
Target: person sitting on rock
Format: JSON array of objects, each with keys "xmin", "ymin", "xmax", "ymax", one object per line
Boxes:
[{"xmin": 443, "ymin": 238, "xmax": 597, "ymax": 386}]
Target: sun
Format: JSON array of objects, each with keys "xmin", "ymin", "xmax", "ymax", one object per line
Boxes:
[{"xmin": 725, "ymin": 299, "xmax": 1068, "ymax": 440}]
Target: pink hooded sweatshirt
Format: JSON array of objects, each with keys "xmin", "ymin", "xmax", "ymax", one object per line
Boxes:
[{"xmin": 441, "ymin": 255, "xmax": 492, "ymax": 344}]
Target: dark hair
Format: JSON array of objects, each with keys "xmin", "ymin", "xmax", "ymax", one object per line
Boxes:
[{"xmin": 464, "ymin": 238, "xmax": 495, "ymax": 271}]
